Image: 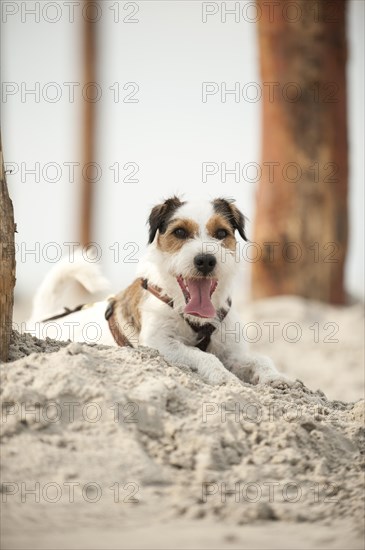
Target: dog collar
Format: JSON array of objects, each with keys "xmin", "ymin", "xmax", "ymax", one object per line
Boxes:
[
  {"xmin": 105, "ymin": 299, "xmax": 133, "ymax": 347},
  {"xmin": 140, "ymin": 278, "xmax": 231, "ymax": 352},
  {"xmin": 140, "ymin": 278, "xmax": 174, "ymax": 307}
]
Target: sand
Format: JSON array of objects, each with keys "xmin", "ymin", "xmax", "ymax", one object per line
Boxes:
[{"xmin": 1, "ymin": 297, "xmax": 364, "ymax": 549}]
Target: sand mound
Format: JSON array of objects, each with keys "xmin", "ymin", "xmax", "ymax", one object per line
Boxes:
[
  {"xmin": 244, "ymin": 296, "xmax": 364, "ymax": 403},
  {"xmin": 1, "ymin": 319, "xmax": 364, "ymax": 548}
]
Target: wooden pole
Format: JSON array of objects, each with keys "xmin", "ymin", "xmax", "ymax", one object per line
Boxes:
[
  {"xmin": 80, "ymin": 0, "xmax": 97, "ymax": 247},
  {"xmin": 252, "ymin": 0, "xmax": 348, "ymax": 304},
  {"xmin": 0, "ymin": 134, "xmax": 16, "ymax": 361}
]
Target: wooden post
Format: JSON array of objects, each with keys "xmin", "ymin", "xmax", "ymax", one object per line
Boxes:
[
  {"xmin": 0, "ymin": 134, "xmax": 16, "ymax": 361},
  {"xmin": 80, "ymin": 0, "xmax": 97, "ymax": 247},
  {"xmin": 252, "ymin": 0, "xmax": 348, "ymax": 304}
]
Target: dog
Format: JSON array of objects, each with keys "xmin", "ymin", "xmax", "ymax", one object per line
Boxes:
[{"xmin": 28, "ymin": 196, "xmax": 291, "ymax": 387}]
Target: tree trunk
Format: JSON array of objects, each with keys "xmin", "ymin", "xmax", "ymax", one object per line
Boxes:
[
  {"xmin": 80, "ymin": 0, "xmax": 97, "ymax": 247},
  {"xmin": 252, "ymin": 0, "xmax": 348, "ymax": 304},
  {"xmin": 0, "ymin": 134, "xmax": 16, "ymax": 361}
]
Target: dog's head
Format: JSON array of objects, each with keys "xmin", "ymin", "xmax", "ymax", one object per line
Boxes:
[{"xmin": 146, "ymin": 196, "xmax": 247, "ymax": 319}]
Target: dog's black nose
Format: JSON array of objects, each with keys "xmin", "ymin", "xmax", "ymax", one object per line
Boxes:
[{"xmin": 194, "ymin": 254, "xmax": 217, "ymax": 275}]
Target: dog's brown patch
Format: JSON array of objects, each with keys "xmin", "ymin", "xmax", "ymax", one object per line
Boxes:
[
  {"xmin": 112, "ymin": 279, "xmax": 144, "ymax": 346},
  {"xmin": 212, "ymin": 198, "xmax": 247, "ymax": 241},
  {"xmin": 157, "ymin": 218, "xmax": 199, "ymax": 253},
  {"xmin": 148, "ymin": 196, "xmax": 185, "ymax": 244},
  {"xmin": 206, "ymin": 214, "xmax": 236, "ymax": 250}
]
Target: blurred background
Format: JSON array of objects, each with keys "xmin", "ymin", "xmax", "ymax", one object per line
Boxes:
[{"xmin": 1, "ymin": 0, "xmax": 364, "ymax": 321}]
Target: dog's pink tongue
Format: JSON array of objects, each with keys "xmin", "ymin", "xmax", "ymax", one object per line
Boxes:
[{"xmin": 184, "ymin": 279, "xmax": 216, "ymax": 318}]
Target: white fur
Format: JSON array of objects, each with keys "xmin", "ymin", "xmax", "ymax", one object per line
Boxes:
[
  {"xmin": 29, "ymin": 250, "xmax": 109, "ymax": 323},
  {"xmin": 28, "ymin": 200, "xmax": 292, "ymax": 387}
]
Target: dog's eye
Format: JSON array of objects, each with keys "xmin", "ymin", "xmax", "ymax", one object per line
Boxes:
[
  {"xmin": 215, "ymin": 229, "xmax": 228, "ymax": 240},
  {"xmin": 173, "ymin": 228, "xmax": 188, "ymax": 239}
]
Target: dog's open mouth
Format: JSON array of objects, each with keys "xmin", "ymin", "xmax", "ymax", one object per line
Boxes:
[{"xmin": 177, "ymin": 276, "xmax": 218, "ymax": 318}]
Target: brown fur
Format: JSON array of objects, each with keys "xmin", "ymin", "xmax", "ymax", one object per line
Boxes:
[
  {"xmin": 113, "ymin": 278, "xmax": 144, "ymax": 346},
  {"xmin": 148, "ymin": 196, "xmax": 185, "ymax": 244},
  {"xmin": 206, "ymin": 214, "xmax": 236, "ymax": 250},
  {"xmin": 157, "ymin": 218, "xmax": 199, "ymax": 253},
  {"xmin": 212, "ymin": 198, "xmax": 247, "ymax": 241}
]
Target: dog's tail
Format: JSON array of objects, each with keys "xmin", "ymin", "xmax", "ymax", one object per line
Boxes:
[{"xmin": 29, "ymin": 250, "xmax": 110, "ymax": 322}]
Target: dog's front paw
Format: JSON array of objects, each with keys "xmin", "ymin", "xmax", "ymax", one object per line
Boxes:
[
  {"xmin": 200, "ymin": 358, "xmax": 240, "ymax": 386},
  {"xmin": 233, "ymin": 354, "xmax": 294, "ymax": 389},
  {"xmin": 257, "ymin": 372, "xmax": 294, "ymax": 389},
  {"xmin": 206, "ymin": 366, "xmax": 238, "ymax": 386}
]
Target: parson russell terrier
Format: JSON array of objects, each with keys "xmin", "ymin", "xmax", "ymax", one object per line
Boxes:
[{"xmin": 29, "ymin": 196, "xmax": 292, "ymax": 387}]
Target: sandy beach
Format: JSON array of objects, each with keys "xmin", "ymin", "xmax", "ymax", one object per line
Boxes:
[{"xmin": 1, "ymin": 296, "xmax": 364, "ymax": 549}]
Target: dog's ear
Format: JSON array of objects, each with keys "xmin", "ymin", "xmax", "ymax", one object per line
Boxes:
[
  {"xmin": 148, "ymin": 196, "xmax": 184, "ymax": 244},
  {"xmin": 212, "ymin": 198, "xmax": 248, "ymax": 241},
  {"xmin": 229, "ymin": 202, "xmax": 248, "ymax": 241}
]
